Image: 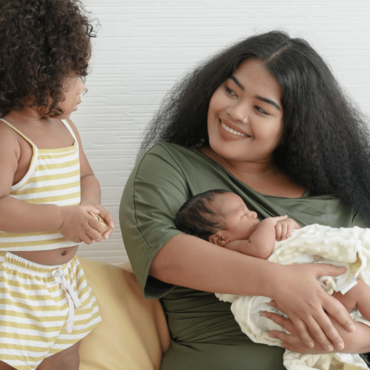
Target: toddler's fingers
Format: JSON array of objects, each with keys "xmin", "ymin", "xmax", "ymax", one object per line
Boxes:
[
  {"xmin": 96, "ymin": 208, "xmax": 115, "ymax": 229},
  {"xmin": 79, "ymin": 233, "xmax": 94, "ymax": 245},
  {"xmin": 89, "ymin": 212, "xmax": 109, "ymax": 234},
  {"xmin": 83, "ymin": 204, "xmax": 100, "ymax": 215},
  {"xmin": 86, "ymin": 227, "xmax": 103, "ymax": 242},
  {"xmin": 102, "ymin": 228, "xmax": 114, "ymax": 240}
]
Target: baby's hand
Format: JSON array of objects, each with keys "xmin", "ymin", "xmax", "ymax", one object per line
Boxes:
[{"xmin": 275, "ymin": 218, "xmax": 300, "ymax": 241}]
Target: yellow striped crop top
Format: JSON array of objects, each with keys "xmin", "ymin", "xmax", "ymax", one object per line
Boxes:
[{"xmin": 0, "ymin": 118, "xmax": 81, "ymax": 251}]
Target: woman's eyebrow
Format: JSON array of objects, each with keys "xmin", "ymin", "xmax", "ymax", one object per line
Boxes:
[
  {"xmin": 256, "ymin": 95, "xmax": 281, "ymax": 111},
  {"xmin": 229, "ymin": 75, "xmax": 281, "ymax": 111},
  {"xmin": 229, "ymin": 75, "xmax": 244, "ymax": 90}
]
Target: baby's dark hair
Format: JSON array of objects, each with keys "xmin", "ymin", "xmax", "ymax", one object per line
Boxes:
[
  {"xmin": 0, "ymin": 0, "xmax": 96, "ymax": 117},
  {"xmin": 174, "ymin": 189, "xmax": 230, "ymax": 241}
]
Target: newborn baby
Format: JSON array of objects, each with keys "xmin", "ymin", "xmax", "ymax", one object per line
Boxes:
[{"xmin": 175, "ymin": 189, "xmax": 370, "ymax": 370}]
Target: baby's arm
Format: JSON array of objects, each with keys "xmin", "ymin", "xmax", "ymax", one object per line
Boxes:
[
  {"xmin": 275, "ymin": 218, "xmax": 300, "ymax": 241},
  {"xmin": 225, "ymin": 216, "xmax": 287, "ymax": 259}
]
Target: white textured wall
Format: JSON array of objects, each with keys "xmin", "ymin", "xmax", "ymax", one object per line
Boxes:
[{"xmin": 75, "ymin": 0, "xmax": 370, "ymax": 265}]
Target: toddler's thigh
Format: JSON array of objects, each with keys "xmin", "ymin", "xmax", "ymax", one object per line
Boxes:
[
  {"xmin": 37, "ymin": 342, "xmax": 80, "ymax": 370},
  {"xmin": 0, "ymin": 361, "xmax": 15, "ymax": 370}
]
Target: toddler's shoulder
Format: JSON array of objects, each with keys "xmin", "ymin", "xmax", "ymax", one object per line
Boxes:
[{"xmin": 0, "ymin": 119, "xmax": 22, "ymax": 151}]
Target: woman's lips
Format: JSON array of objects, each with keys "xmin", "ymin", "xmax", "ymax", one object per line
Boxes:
[{"xmin": 218, "ymin": 119, "xmax": 250, "ymax": 140}]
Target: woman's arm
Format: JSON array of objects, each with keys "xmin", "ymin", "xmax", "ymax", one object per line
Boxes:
[
  {"xmin": 150, "ymin": 234, "xmax": 354, "ymax": 352},
  {"xmin": 264, "ymin": 310, "xmax": 370, "ymax": 354}
]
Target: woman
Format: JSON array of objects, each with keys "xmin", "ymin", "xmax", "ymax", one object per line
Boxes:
[{"xmin": 120, "ymin": 31, "xmax": 370, "ymax": 369}]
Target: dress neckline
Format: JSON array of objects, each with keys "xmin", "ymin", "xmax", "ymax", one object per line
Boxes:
[{"xmin": 189, "ymin": 145, "xmax": 310, "ymax": 199}]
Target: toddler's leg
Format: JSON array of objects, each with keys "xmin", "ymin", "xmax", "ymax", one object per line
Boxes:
[
  {"xmin": 332, "ymin": 280, "xmax": 370, "ymax": 321},
  {"xmin": 0, "ymin": 361, "xmax": 15, "ymax": 370},
  {"xmin": 37, "ymin": 341, "xmax": 80, "ymax": 370}
]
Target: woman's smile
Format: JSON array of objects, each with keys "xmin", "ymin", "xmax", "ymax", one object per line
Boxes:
[
  {"xmin": 207, "ymin": 59, "xmax": 283, "ymax": 164},
  {"xmin": 219, "ymin": 119, "xmax": 250, "ymax": 139}
]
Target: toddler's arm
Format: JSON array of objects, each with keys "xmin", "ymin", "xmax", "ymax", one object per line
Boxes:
[
  {"xmin": 57, "ymin": 119, "xmax": 115, "ymax": 241},
  {"xmin": 0, "ymin": 120, "xmax": 113, "ymax": 244},
  {"xmin": 0, "ymin": 122, "xmax": 65, "ymax": 233},
  {"xmin": 225, "ymin": 216, "xmax": 287, "ymax": 259}
]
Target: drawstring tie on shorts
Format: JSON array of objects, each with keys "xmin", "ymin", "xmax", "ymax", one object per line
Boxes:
[{"xmin": 53, "ymin": 266, "xmax": 81, "ymax": 333}]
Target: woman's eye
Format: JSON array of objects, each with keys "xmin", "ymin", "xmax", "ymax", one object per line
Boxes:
[
  {"xmin": 255, "ymin": 106, "xmax": 269, "ymax": 115},
  {"xmin": 225, "ymin": 86, "xmax": 237, "ymax": 96}
]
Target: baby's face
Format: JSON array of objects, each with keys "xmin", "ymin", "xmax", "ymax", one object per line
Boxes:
[{"xmin": 217, "ymin": 193, "xmax": 260, "ymax": 241}]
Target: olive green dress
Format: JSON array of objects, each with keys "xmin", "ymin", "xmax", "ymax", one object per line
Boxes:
[{"xmin": 120, "ymin": 143, "xmax": 367, "ymax": 370}]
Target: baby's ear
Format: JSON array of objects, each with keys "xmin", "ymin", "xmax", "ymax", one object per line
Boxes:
[{"xmin": 209, "ymin": 234, "xmax": 226, "ymax": 247}]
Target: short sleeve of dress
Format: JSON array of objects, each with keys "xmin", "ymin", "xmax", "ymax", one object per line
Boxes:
[{"xmin": 119, "ymin": 144, "xmax": 189, "ymax": 298}]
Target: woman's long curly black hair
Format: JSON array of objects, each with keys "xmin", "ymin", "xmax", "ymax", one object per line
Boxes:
[
  {"xmin": 139, "ymin": 30, "xmax": 370, "ymax": 224},
  {"xmin": 0, "ymin": 0, "xmax": 96, "ymax": 117}
]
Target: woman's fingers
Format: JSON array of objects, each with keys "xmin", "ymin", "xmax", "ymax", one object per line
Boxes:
[
  {"xmin": 266, "ymin": 310, "xmax": 315, "ymax": 347},
  {"xmin": 315, "ymin": 264, "xmax": 356, "ymax": 334},
  {"xmin": 267, "ymin": 297, "xmax": 344, "ymax": 351},
  {"xmin": 264, "ymin": 311, "xmax": 333, "ymax": 354},
  {"xmin": 304, "ymin": 315, "xmax": 337, "ymax": 351}
]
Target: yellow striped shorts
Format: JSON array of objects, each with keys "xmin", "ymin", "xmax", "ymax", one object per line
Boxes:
[{"xmin": 0, "ymin": 252, "xmax": 101, "ymax": 370}]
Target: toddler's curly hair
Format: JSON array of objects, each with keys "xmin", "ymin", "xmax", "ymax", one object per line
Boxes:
[{"xmin": 0, "ymin": 0, "xmax": 96, "ymax": 117}]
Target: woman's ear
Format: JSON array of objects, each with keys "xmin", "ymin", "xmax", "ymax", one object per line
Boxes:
[{"xmin": 209, "ymin": 233, "xmax": 227, "ymax": 247}]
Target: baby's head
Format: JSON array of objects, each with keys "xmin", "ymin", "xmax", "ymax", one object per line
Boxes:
[
  {"xmin": 0, "ymin": 0, "xmax": 96, "ymax": 118},
  {"xmin": 175, "ymin": 190, "xmax": 259, "ymax": 246}
]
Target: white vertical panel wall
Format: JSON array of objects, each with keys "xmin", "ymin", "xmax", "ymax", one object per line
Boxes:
[{"xmin": 75, "ymin": 0, "xmax": 370, "ymax": 265}]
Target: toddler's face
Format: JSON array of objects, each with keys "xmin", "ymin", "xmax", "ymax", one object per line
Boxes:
[
  {"xmin": 57, "ymin": 75, "xmax": 86, "ymax": 118},
  {"xmin": 217, "ymin": 193, "xmax": 260, "ymax": 241}
]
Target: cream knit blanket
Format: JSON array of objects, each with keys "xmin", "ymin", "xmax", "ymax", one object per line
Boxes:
[{"xmin": 216, "ymin": 224, "xmax": 370, "ymax": 370}]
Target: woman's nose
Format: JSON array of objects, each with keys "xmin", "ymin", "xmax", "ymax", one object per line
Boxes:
[{"xmin": 227, "ymin": 103, "xmax": 248, "ymax": 124}]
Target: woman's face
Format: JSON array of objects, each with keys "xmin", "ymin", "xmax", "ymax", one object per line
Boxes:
[{"xmin": 207, "ymin": 59, "xmax": 283, "ymax": 165}]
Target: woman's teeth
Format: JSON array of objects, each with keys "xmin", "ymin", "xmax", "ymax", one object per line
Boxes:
[{"xmin": 221, "ymin": 121, "xmax": 248, "ymax": 137}]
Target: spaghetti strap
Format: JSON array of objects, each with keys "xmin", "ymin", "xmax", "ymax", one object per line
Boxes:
[
  {"xmin": 0, "ymin": 118, "xmax": 37, "ymax": 149},
  {"xmin": 61, "ymin": 119, "xmax": 78, "ymax": 148}
]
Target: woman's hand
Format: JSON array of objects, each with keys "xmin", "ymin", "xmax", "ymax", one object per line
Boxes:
[
  {"xmin": 263, "ymin": 310, "xmax": 370, "ymax": 354},
  {"xmin": 268, "ymin": 263, "xmax": 355, "ymax": 352}
]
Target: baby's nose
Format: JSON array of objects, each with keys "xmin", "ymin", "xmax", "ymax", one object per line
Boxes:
[{"xmin": 250, "ymin": 211, "xmax": 257, "ymax": 218}]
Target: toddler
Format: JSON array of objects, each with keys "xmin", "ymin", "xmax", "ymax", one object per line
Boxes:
[
  {"xmin": 0, "ymin": 1, "xmax": 114, "ymax": 369},
  {"xmin": 175, "ymin": 189, "xmax": 370, "ymax": 370}
]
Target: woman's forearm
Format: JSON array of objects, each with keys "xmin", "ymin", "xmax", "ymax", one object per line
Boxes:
[
  {"xmin": 151, "ymin": 234, "xmax": 354, "ymax": 352},
  {"xmin": 150, "ymin": 233, "xmax": 279, "ymax": 297}
]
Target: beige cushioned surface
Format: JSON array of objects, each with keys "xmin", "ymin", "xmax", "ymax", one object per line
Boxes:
[{"xmin": 78, "ymin": 257, "xmax": 170, "ymax": 370}]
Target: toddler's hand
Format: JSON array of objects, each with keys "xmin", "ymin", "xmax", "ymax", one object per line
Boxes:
[
  {"xmin": 88, "ymin": 204, "xmax": 115, "ymax": 240},
  {"xmin": 275, "ymin": 218, "xmax": 300, "ymax": 241},
  {"xmin": 58, "ymin": 204, "xmax": 114, "ymax": 244}
]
